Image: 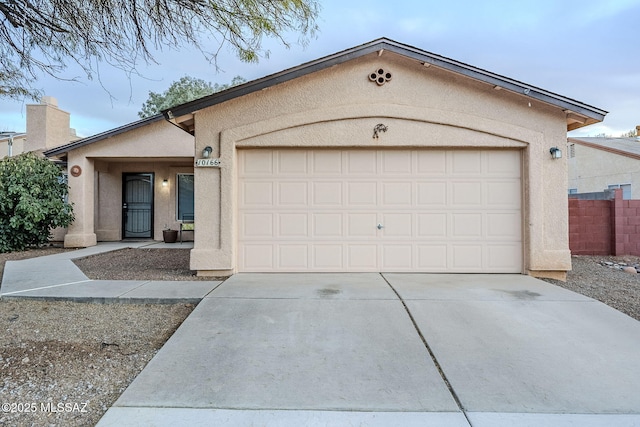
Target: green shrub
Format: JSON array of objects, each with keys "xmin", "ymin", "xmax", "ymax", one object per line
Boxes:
[{"xmin": 0, "ymin": 153, "xmax": 74, "ymax": 252}]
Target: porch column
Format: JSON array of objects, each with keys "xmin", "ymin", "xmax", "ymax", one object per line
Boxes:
[{"xmin": 64, "ymin": 154, "xmax": 97, "ymax": 248}]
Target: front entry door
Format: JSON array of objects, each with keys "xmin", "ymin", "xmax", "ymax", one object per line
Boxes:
[{"xmin": 123, "ymin": 173, "xmax": 154, "ymax": 239}]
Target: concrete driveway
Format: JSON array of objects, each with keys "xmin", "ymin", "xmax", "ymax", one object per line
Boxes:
[{"xmin": 98, "ymin": 274, "xmax": 640, "ymax": 426}]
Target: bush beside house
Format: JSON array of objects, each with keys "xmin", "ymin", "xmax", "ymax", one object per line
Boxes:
[{"xmin": 0, "ymin": 153, "xmax": 74, "ymax": 252}]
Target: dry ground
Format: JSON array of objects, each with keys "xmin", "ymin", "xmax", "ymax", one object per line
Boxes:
[
  {"xmin": 1, "ymin": 248, "xmax": 639, "ymax": 426},
  {"xmin": 0, "ymin": 247, "xmax": 195, "ymax": 427}
]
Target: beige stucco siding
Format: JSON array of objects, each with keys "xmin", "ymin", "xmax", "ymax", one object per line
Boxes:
[
  {"xmin": 190, "ymin": 51, "xmax": 571, "ymax": 277},
  {"xmin": 568, "ymin": 143, "xmax": 640, "ymax": 198}
]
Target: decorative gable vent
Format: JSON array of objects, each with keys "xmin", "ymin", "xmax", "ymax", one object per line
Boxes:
[{"xmin": 369, "ymin": 68, "xmax": 392, "ymax": 86}]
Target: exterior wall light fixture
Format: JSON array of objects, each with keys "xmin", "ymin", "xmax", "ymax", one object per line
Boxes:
[
  {"xmin": 202, "ymin": 146, "xmax": 213, "ymax": 158},
  {"xmin": 549, "ymin": 147, "xmax": 562, "ymax": 159},
  {"xmin": 162, "ymin": 179, "xmax": 169, "ymax": 187}
]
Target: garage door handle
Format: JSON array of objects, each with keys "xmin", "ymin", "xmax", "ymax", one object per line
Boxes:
[{"xmin": 377, "ymin": 223, "xmax": 384, "ymax": 230}]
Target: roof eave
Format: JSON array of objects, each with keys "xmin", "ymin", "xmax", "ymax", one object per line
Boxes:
[
  {"xmin": 164, "ymin": 38, "xmax": 607, "ymax": 133},
  {"xmin": 44, "ymin": 114, "xmax": 164, "ymax": 157}
]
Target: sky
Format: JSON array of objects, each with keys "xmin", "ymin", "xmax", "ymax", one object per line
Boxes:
[{"xmin": 1, "ymin": 0, "xmax": 639, "ymax": 138}]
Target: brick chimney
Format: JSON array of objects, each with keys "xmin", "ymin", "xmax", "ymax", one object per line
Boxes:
[{"xmin": 25, "ymin": 97, "xmax": 72, "ymax": 152}]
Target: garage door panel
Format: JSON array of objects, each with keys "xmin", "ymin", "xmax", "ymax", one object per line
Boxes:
[
  {"xmin": 382, "ymin": 213, "xmax": 413, "ymax": 237},
  {"xmin": 418, "ymin": 182, "xmax": 447, "ymax": 206},
  {"xmin": 382, "ymin": 245, "xmax": 413, "ymax": 269},
  {"xmin": 487, "ymin": 212, "xmax": 521, "ymax": 239},
  {"xmin": 348, "ymin": 244, "xmax": 378, "ymax": 269},
  {"xmin": 487, "ymin": 244, "xmax": 523, "ymax": 271},
  {"xmin": 417, "ymin": 151, "xmax": 446, "ymax": 175},
  {"xmin": 313, "ymin": 213, "xmax": 342, "ymax": 237},
  {"xmin": 417, "ymin": 213, "xmax": 447, "ymax": 237},
  {"xmin": 382, "ymin": 151, "xmax": 412, "ymax": 174},
  {"xmin": 417, "ymin": 245, "xmax": 448, "ymax": 270},
  {"xmin": 278, "ymin": 245, "xmax": 308, "ymax": 269},
  {"xmin": 278, "ymin": 213, "xmax": 308, "ymax": 237},
  {"xmin": 347, "ymin": 151, "xmax": 377, "ymax": 174},
  {"xmin": 452, "ymin": 182, "xmax": 483, "ymax": 206},
  {"xmin": 238, "ymin": 149, "xmax": 522, "ymax": 273},
  {"xmin": 277, "ymin": 151, "xmax": 308, "ymax": 174},
  {"xmin": 486, "ymin": 181, "xmax": 521, "ymax": 207},
  {"xmin": 312, "ymin": 151, "xmax": 343, "ymax": 174},
  {"xmin": 452, "ymin": 151, "xmax": 482, "ymax": 174},
  {"xmin": 347, "ymin": 213, "xmax": 377, "ymax": 237},
  {"xmin": 241, "ymin": 150, "xmax": 273, "ymax": 174},
  {"xmin": 241, "ymin": 245, "xmax": 274, "ymax": 270},
  {"xmin": 278, "ymin": 182, "xmax": 308, "ymax": 205},
  {"xmin": 312, "ymin": 245, "xmax": 344, "ymax": 269},
  {"xmin": 347, "ymin": 182, "xmax": 377, "ymax": 206},
  {"xmin": 242, "ymin": 182, "xmax": 273, "ymax": 206},
  {"xmin": 452, "ymin": 213, "xmax": 482, "ymax": 237},
  {"xmin": 451, "ymin": 245, "xmax": 483, "ymax": 269},
  {"xmin": 487, "ymin": 151, "xmax": 521, "ymax": 175},
  {"xmin": 382, "ymin": 182, "xmax": 412, "ymax": 206},
  {"xmin": 312, "ymin": 182, "xmax": 342, "ymax": 205},
  {"xmin": 241, "ymin": 213, "xmax": 274, "ymax": 238}
]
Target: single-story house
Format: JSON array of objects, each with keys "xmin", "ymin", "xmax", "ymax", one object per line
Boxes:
[
  {"xmin": 568, "ymin": 133, "xmax": 640, "ymax": 199},
  {"xmin": 45, "ymin": 38, "xmax": 606, "ymax": 281}
]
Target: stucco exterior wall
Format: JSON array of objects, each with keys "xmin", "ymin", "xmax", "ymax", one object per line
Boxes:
[
  {"xmin": 189, "ymin": 51, "xmax": 571, "ymax": 278},
  {"xmin": 568, "ymin": 143, "xmax": 640, "ymax": 198},
  {"xmin": 64, "ymin": 120, "xmax": 194, "ymax": 246}
]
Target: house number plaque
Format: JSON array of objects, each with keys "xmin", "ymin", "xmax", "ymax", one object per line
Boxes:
[
  {"xmin": 195, "ymin": 158, "xmax": 221, "ymax": 167},
  {"xmin": 70, "ymin": 165, "xmax": 82, "ymax": 177}
]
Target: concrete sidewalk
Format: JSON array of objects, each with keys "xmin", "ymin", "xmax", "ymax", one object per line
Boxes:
[
  {"xmin": 98, "ymin": 273, "xmax": 640, "ymax": 427},
  {"xmin": 0, "ymin": 241, "xmax": 221, "ymax": 303}
]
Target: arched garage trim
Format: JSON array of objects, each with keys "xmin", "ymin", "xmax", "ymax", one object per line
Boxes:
[{"xmin": 191, "ymin": 104, "xmax": 551, "ymax": 275}]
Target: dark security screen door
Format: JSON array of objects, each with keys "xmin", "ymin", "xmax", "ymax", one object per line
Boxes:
[{"xmin": 123, "ymin": 173, "xmax": 154, "ymax": 239}]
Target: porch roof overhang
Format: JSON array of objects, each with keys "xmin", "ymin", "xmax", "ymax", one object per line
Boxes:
[
  {"xmin": 164, "ymin": 37, "xmax": 607, "ymax": 134},
  {"xmin": 44, "ymin": 114, "xmax": 165, "ymax": 158}
]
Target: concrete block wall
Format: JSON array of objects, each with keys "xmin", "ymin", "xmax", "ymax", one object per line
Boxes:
[
  {"xmin": 569, "ymin": 189, "xmax": 640, "ymax": 256},
  {"xmin": 569, "ymin": 198, "xmax": 611, "ymax": 255}
]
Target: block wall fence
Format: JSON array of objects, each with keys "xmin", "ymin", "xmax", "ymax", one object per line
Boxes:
[{"xmin": 569, "ymin": 189, "xmax": 640, "ymax": 256}]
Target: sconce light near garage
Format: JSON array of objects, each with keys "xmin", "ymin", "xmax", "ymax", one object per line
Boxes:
[
  {"xmin": 550, "ymin": 147, "xmax": 562, "ymax": 159},
  {"xmin": 162, "ymin": 179, "xmax": 169, "ymax": 187},
  {"xmin": 202, "ymin": 146, "xmax": 213, "ymax": 159}
]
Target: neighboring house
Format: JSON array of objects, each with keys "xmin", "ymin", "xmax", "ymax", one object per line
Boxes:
[
  {"xmin": 0, "ymin": 132, "xmax": 26, "ymax": 157},
  {"xmin": 1, "ymin": 97, "xmax": 79, "ymax": 158},
  {"xmin": 567, "ymin": 132, "xmax": 640, "ymax": 199},
  {"xmin": 45, "ymin": 38, "xmax": 606, "ymax": 280}
]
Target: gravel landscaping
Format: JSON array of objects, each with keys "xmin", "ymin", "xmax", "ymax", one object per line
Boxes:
[
  {"xmin": 1, "ymin": 248, "xmax": 639, "ymax": 426},
  {"xmin": 72, "ymin": 248, "xmax": 218, "ymax": 281},
  {"xmin": 542, "ymin": 255, "xmax": 640, "ymax": 322}
]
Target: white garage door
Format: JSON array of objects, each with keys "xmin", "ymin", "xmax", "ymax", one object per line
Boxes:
[{"xmin": 238, "ymin": 149, "xmax": 522, "ymax": 273}]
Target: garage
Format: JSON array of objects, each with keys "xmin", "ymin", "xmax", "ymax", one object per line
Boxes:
[
  {"xmin": 162, "ymin": 38, "xmax": 606, "ymax": 280},
  {"xmin": 238, "ymin": 148, "xmax": 522, "ymax": 273}
]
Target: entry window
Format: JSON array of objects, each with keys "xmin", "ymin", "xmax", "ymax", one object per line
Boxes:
[
  {"xmin": 608, "ymin": 184, "xmax": 631, "ymax": 200},
  {"xmin": 177, "ymin": 174, "xmax": 194, "ymax": 221}
]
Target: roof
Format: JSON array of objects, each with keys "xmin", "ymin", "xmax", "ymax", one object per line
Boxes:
[
  {"xmin": 165, "ymin": 37, "xmax": 607, "ymax": 133},
  {"xmin": 44, "ymin": 115, "xmax": 164, "ymax": 157},
  {"xmin": 568, "ymin": 137, "xmax": 640, "ymax": 160},
  {"xmin": 45, "ymin": 38, "xmax": 608, "ymax": 157}
]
